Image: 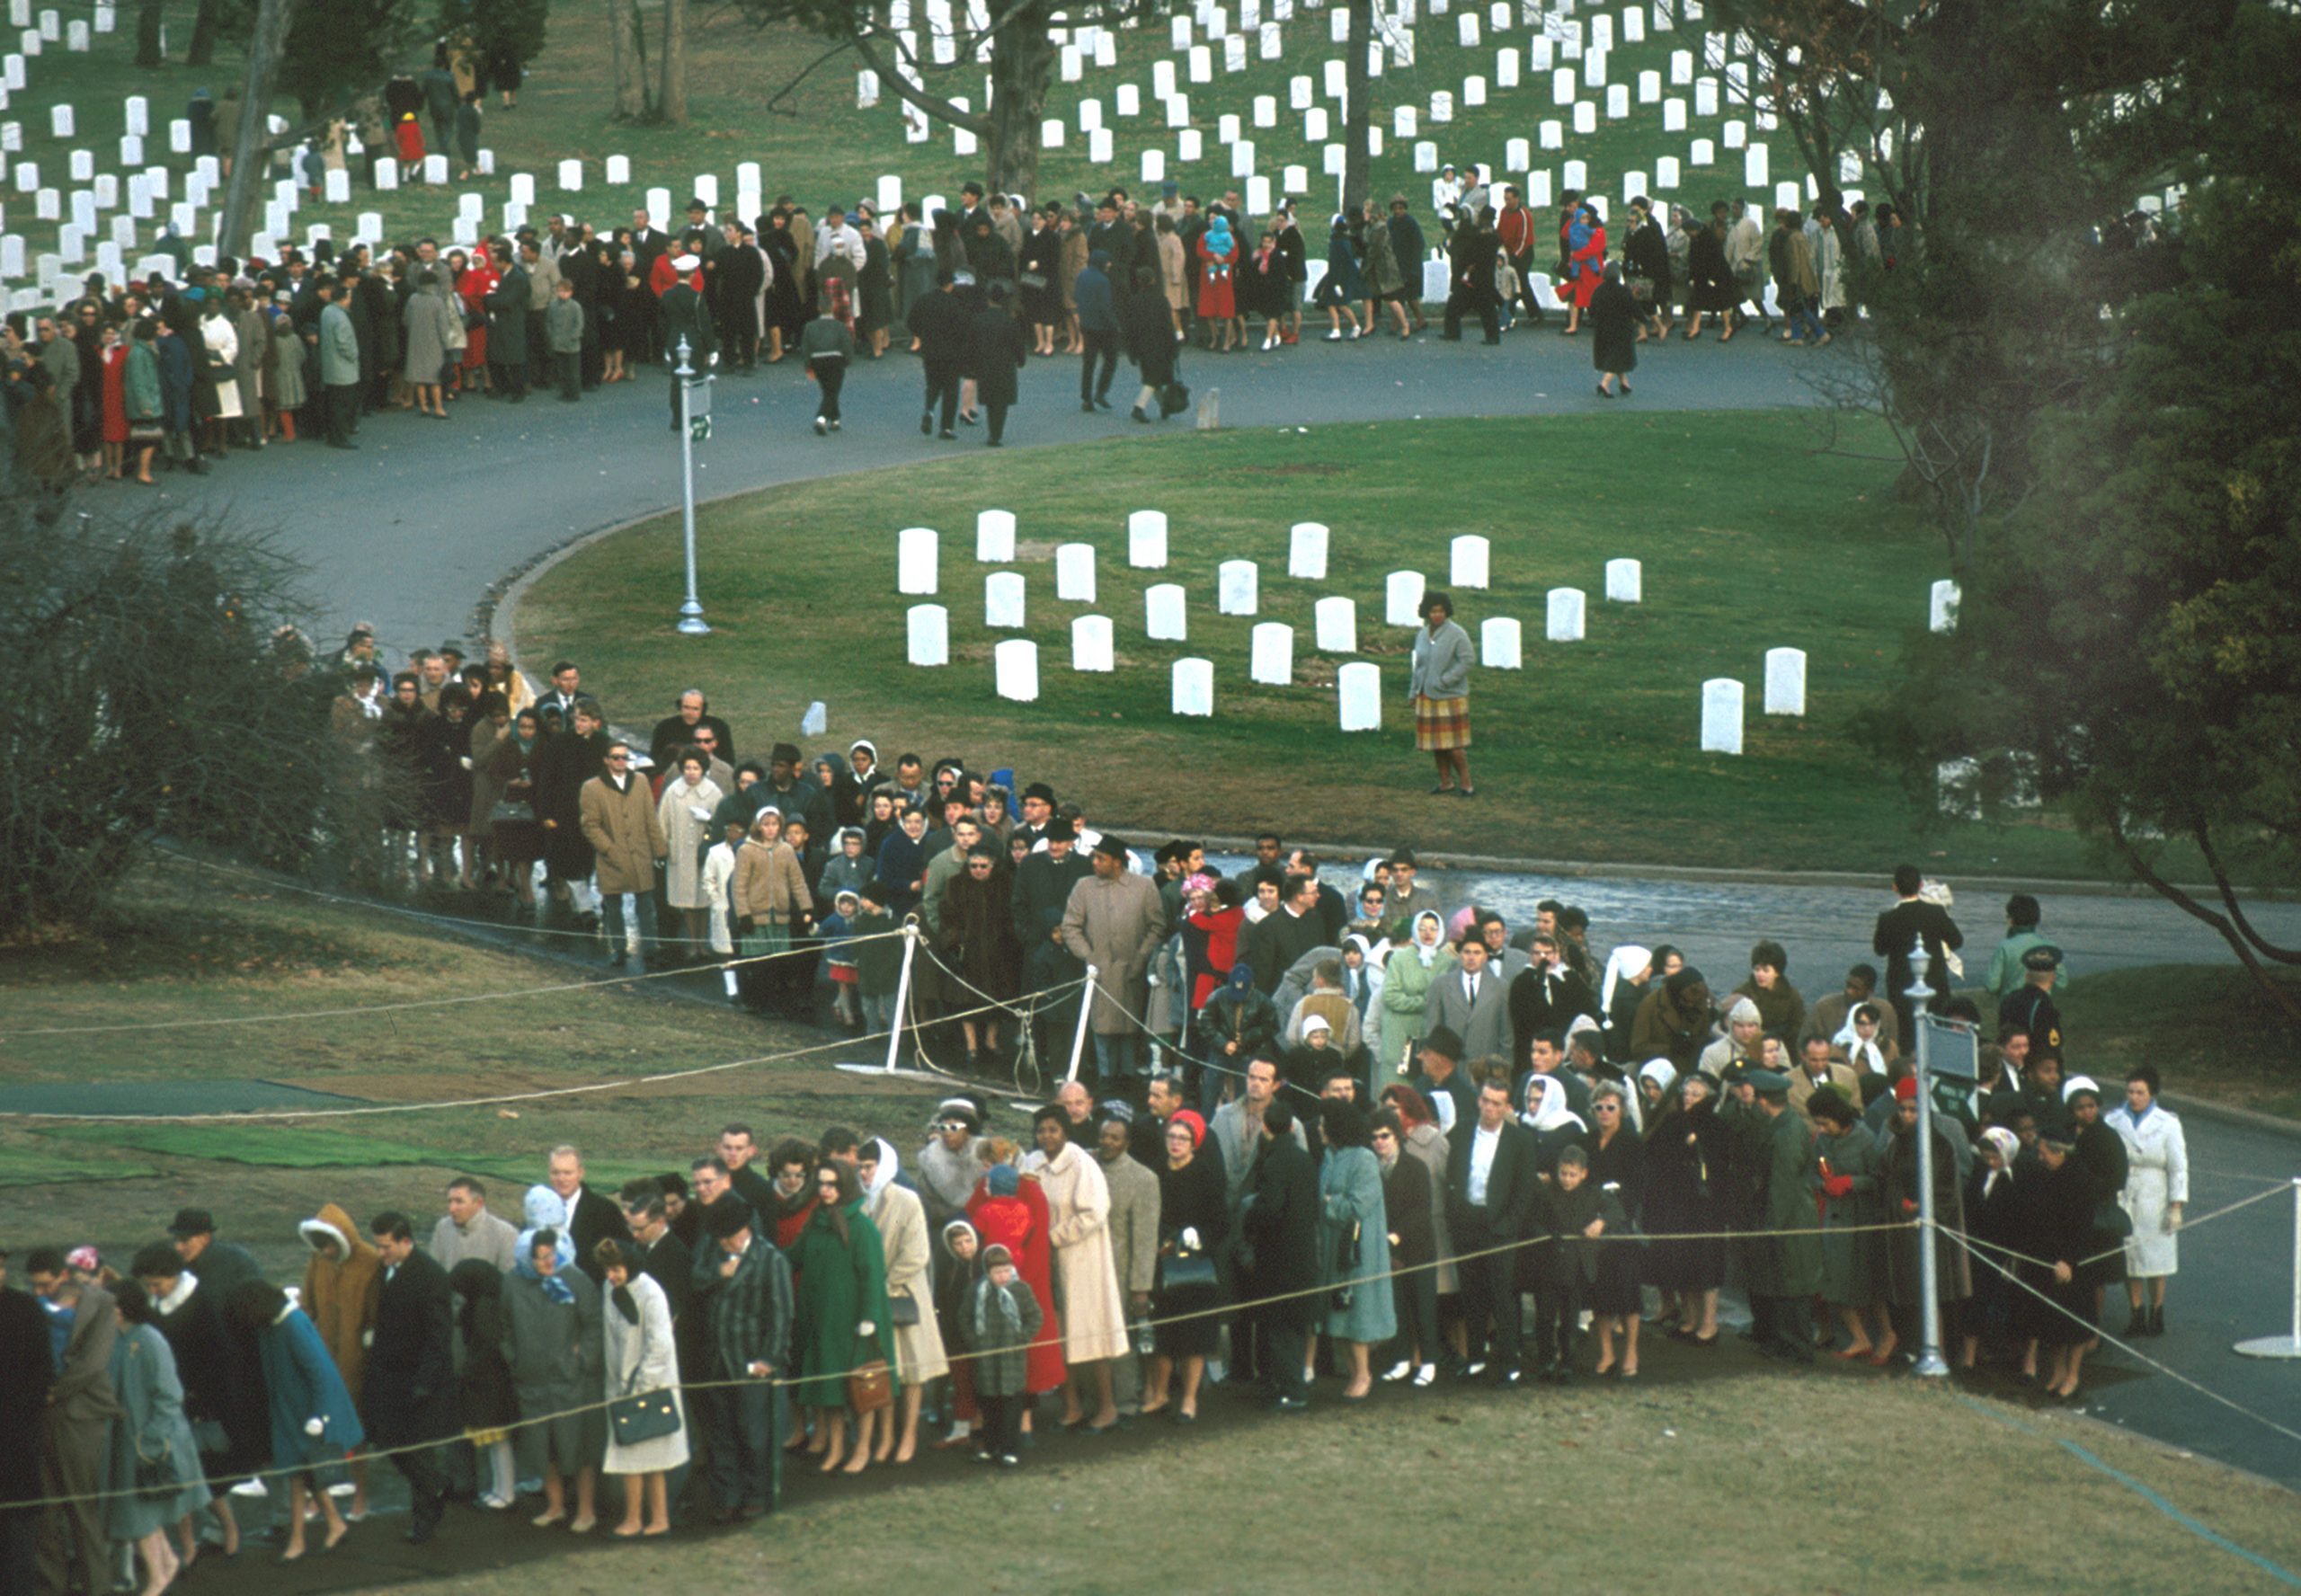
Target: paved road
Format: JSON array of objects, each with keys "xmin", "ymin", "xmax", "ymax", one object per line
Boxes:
[{"xmin": 159, "ymin": 323, "xmax": 1822, "ymax": 651}]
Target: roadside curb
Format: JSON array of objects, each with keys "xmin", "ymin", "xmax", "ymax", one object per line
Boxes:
[{"xmin": 2161, "ymin": 1092, "xmax": 2301, "ymax": 1144}]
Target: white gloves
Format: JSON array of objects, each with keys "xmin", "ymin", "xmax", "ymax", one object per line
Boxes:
[
  {"xmin": 360, "ymin": 1328, "xmax": 374, "ymax": 1348},
  {"xmin": 856, "ymin": 1319, "xmax": 875, "ymax": 1338},
  {"xmin": 304, "ymin": 1417, "xmax": 325, "ymax": 1438},
  {"xmin": 458, "ymin": 756, "xmax": 473, "ymax": 770},
  {"xmin": 1181, "ymin": 1227, "xmax": 1201, "ymax": 1251}
]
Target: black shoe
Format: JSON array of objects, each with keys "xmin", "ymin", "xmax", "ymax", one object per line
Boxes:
[
  {"xmin": 327, "ymin": 439, "xmax": 359, "ymax": 449},
  {"xmin": 921, "ymin": 412, "xmax": 933, "ymax": 435},
  {"xmin": 1081, "ymin": 399, "xmax": 1096, "ymax": 412},
  {"xmin": 2124, "ymin": 1309, "xmax": 2149, "ymax": 1338},
  {"xmin": 1132, "ymin": 406, "xmax": 1150, "ymax": 423},
  {"xmin": 938, "ymin": 428, "xmax": 956, "ymax": 439},
  {"xmin": 1094, "ymin": 395, "xmax": 1112, "ymax": 410},
  {"xmin": 2148, "ymin": 1306, "xmax": 2165, "ymax": 1336},
  {"xmin": 960, "ymin": 411, "xmax": 979, "ymax": 426}
]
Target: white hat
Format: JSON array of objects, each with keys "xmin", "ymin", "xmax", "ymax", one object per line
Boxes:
[{"xmin": 670, "ymin": 252, "xmax": 699, "ymax": 271}]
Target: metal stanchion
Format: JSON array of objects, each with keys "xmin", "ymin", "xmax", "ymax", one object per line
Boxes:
[
  {"xmin": 1906, "ymin": 934, "xmax": 1950, "ymax": 1380},
  {"xmin": 2234, "ymin": 1178, "xmax": 2301, "ymax": 1360}
]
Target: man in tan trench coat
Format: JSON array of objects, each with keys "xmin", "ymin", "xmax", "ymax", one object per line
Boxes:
[
  {"xmin": 579, "ymin": 739, "xmax": 668, "ymax": 969},
  {"xmin": 1059, "ymin": 836, "xmax": 1168, "ymax": 1092}
]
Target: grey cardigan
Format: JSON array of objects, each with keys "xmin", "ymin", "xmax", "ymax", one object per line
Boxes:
[{"xmin": 1408, "ymin": 618, "xmax": 1474, "ymax": 700}]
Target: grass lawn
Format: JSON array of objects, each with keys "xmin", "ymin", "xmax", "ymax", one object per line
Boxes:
[
  {"xmin": 12, "ymin": 0, "xmax": 1788, "ymax": 276},
  {"xmin": 2062, "ymin": 963, "xmax": 2301, "ymax": 1124},
  {"xmin": 374, "ymin": 1373, "xmax": 2301, "ymax": 1594},
  {"xmin": 518, "ymin": 410, "xmax": 2143, "ymax": 879}
]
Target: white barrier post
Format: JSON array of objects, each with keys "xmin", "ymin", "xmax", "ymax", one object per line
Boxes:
[
  {"xmin": 1063, "ymin": 964, "xmax": 1101, "ymax": 1084},
  {"xmin": 884, "ymin": 924, "xmax": 920, "ymax": 1072},
  {"xmin": 2234, "ymin": 1178, "xmax": 2301, "ymax": 1360}
]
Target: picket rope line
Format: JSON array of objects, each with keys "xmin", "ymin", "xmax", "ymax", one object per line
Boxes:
[
  {"xmin": 1951, "ymin": 1183, "xmax": 2294, "ymax": 1275},
  {"xmin": 0, "ymin": 983, "xmax": 1091, "ymax": 1124},
  {"xmin": 1944, "ymin": 1225, "xmax": 2301, "ymax": 1448},
  {"xmin": 4, "ymin": 929, "xmax": 912, "ymax": 1041},
  {"xmin": 0, "ymin": 1213, "xmax": 1923, "ymax": 1513}
]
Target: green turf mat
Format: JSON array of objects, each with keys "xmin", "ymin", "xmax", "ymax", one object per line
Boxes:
[
  {"xmin": 27, "ymin": 1122, "xmax": 667, "ymax": 1193},
  {"xmin": 0, "ymin": 1145, "xmax": 164, "ymax": 1187}
]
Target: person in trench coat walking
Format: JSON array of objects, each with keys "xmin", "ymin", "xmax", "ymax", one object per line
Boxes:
[{"xmin": 579, "ymin": 740, "xmax": 668, "ymax": 969}]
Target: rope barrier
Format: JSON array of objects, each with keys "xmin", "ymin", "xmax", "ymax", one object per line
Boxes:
[
  {"xmin": 1942, "ymin": 1225, "xmax": 2301, "ymax": 1449},
  {"xmin": 1953, "ymin": 1183, "xmax": 2294, "ymax": 1275},
  {"xmin": 0, "ymin": 1212, "xmax": 1920, "ymax": 1513},
  {"xmin": 4, "ymin": 929, "xmax": 911, "ymax": 1041},
  {"xmin": 0, "ymin": 982, "xmax": 1091, "ymax": 1123}
]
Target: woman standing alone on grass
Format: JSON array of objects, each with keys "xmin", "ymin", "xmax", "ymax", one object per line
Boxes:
[{"xmin": 1408, "ymin": 590, "xmax": 1475, "ymax": 797}]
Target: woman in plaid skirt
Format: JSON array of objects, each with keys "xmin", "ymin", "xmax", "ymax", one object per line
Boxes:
[{"xmin": 1409, "ymin": 590, "xmax": 1477, "ymax": 798}]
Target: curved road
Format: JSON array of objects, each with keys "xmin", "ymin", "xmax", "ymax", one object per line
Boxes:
[{"xmin": 155, "ymin": 324, "xmax": 2300, "ymax": 1488}]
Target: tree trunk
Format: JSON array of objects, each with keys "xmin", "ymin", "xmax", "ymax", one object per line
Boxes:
[
  {"xmin": 215, "ymin": 0, "xmax": 301, "ymax": 259},
  {"xmin": 658, "ymin": 0, "xmax": 689, "ymax": 125},
  {"xmin": 186, "ymin": 0, "xmax": 222, "ymax": 66},
  {"xmin": 134, "ymin": 0, "xmax": 164, "ymax": 66},
  {"xmin": 982, "ymin": 0, "xmax": 1056, "ymax": 200},
  {"xmin": 1342, "ymin": 0, "xmax": 1374, "ymax": 218},
  {"xmin": 607, "ymin": 0, "xmax": 649, "ymax": 120}
]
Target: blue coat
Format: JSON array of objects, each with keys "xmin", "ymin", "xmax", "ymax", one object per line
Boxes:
[
  {"xmin": 1074, "ymin": 264, "xmax": 1116, "ymax": 332},
  {"xmin": 1319, "ymin": 1145, "xmax": 1397, "ymax": 1343},
  {"xmin": 156, "ymin": 332, "xmax": 196, "ymax": 431},
  {"xmin": 259, "ymin": 1306, "xmax": 365, "ymax": 1468}
]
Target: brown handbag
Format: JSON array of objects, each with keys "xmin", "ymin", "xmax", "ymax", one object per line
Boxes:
[{"xmin": 847, "ymin": 1331, "xmax": 893, "ymax": 1414}]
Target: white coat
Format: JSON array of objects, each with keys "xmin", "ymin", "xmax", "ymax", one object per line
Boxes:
[
  {"xmin": 600, "ymin": 1271, "xmax": 689, "ymax": 1474},
  {"xmin": 654, "ymin": 775, "xmax": 724, "ymax": 909},
  {"xmin": 2111, "ymin": 1102, "xmax": 2189, "ymax": 1278},
  {"xmin": 1019, "ymin": 1141, "xmax": 1130, "ymax": 1363},
  {"xmin": 865, "ymin": 1177, "xmax": 949, "ymax": 1383},
  {"xmin": 699, "ymin": 840, "xmax": 738, "ymax": 955},
  {"xmin": 202, "ymin": 315, "xmax": 244, "ymax": 419}
]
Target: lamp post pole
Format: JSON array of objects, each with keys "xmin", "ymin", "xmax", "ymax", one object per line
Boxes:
[
  {"xmin": 1905, "ymin": 933, "xmax": 1950, "ymax": 1379},
  {"xmin": 675, "ymin": 334, "xmax": 710, "ymax": 636}
]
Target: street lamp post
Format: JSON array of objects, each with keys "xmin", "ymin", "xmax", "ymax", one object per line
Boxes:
[
  {"xmin": 1905, "ymin": 932, "xmax": 1950, "ymax": 1379},
  {"xmin": 674, "ymin": 335, "xmax": 710, "ymax": 636}
]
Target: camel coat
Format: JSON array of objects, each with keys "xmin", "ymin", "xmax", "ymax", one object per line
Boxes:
[
  {"xmin": 732, "ymin": 838, "xmax": 812, "ymax": 925},
  {"xmin": 1058, "ymin": 870, "xmax": 1168, "ymax": 1036},
  {"xmin": 579, "ymin": 773, "xmax": 667, "ymax": 895},
  {"xmin": 866, "ymin": 1179, "xmax": 949, "ymax": 1383},
  {"xmin": 298, "ymin": 1202, "xmax": 383, "ymax": 1403},
  {"xmin": 654, "ymin": 775, "xmax": 724, "ymax": 909},
  {"xmin": 1021, "ymin": 1141, "xmax": 1130, "ymax": 1364}
]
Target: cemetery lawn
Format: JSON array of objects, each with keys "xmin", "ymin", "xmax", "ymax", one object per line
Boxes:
[
  {"xmin": 22, "ymin": 0, "xmax": 1772, "ymax": 279},
  {"xmin": 520, "ymin": 409, "xmax": 2141, "ymax": 880}
]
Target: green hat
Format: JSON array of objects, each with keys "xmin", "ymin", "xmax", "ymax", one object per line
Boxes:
[{"xmin": 1746, "ymin": 1069, "xmax": 1793, "ymax": 1097}]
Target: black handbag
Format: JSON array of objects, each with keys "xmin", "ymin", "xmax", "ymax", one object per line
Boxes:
[
  {"xmin": 605, "ymin": 1317, "xmax": 683, "ymax": 1447},
  {"xmin": 1159, "ymin": 378, "xmax": 1190, "ymax": 417},
  {"xmin": 888, "ymin": 1293, "xmax": 920, "ymax": 1327},
  {"xmin": 2092, "ymin": 1201, "xmax": 2134, "ymax": 1240},
  {"xmin": 1157, "ymin": 1246, "xmax": 1217, "ymax": 1295},
  {"xmin": 1329, "ymin": 1220, "xmax": 1361, "ymax": 1312}
]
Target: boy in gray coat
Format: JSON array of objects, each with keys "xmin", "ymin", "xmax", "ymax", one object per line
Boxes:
[
  {"xmin": 545, "ymin": 279, "xmax": 585, "ymax": 403},
  {"xmin": 963, "ymin": 1244, "xmax": 1042, "ymax": 1466}
]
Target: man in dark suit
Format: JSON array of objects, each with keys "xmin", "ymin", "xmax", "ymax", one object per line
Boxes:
[
  {"xmin": 1507, "ymin": 931, "xmax": 1598, "ymax": 1071},
  {"xmin": 647, "ymin": 689, "xmax": 736, "ymax": 771},
  {"xmin": 26, "ymin": 1252, "xmax": 115, "ymax": 1596},
  {"xmin": 547, "ymin": 1145, "xmax": 630, "ymax": 1281},
  {"xmin": 1873, "ymin": 863, "xmax": 1963, "ymax": 1041},
  {"xmin": 659, "ymin": 253, "xmax": 716, "ymax": 430},
  {"xmin": 1012, "ymin": 820, "xmax": 1093, "ymax": 1065},
  {"xmin": 1444, "ymin": 1078, "xmax": 1538, "ymax": 1385},
  {"xmin": 362, "ymin": 1212, "xmax": 455, "ymax": 1543},
  {"xmin": 1237, "ymin": 1097, "xmax": 1323, "ymax": 1410},
  {"xmin": 1246, "ymin": 873, "xmax": 1327, "ymax": 998}
]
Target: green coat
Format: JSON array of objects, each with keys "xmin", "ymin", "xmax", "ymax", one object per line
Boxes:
[
  {"xmin": 1815, "ymin": 1126, "xmax": 1884, "ymax": 1307},
  {"xmin": 1378, "ymin": 942, "xmax": 1457, "ymax": 1075},
  {"xmin": 1745, "ymin": 1107, "xmax": 1822, "ymax": 1297},
  {"xmin": 791, "ymin": 1200, "xmax": 895, "ymax": 1408}
]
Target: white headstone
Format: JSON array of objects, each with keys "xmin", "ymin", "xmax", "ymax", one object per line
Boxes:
[
  {"xmin": 1541, "ymin": 119, "xmax": 1562, "ymax": 149},
  {"xmin": 1554, "ymin": 66, "xmax": 1576, "ymax": 103},
  {"xmin": 1250, "ymin": 622, "xmax": 1294, "ymax": 685},
  {"xmin": 645, "ymin": 186, "xmax": 670, "ymax": 227},
  {"xmin": 1055, "ymin": 541, "xmax": 1097, "ymax": 603},
  {"xmin": 1288, "ymin": 520, "xmax": 1328, "ymax": 580},
  {"xmin": 1261, "ymin": 22, "xmax": 1281, "ymax": 57},
  {"xmin": 123, "ymin": 94, "xmax": 146, "ymax": 135},
  {"xmin": 995, "ymin": 638, "xmax": 1040, "ymax": 702},
  {"xmin": 1304, "ymin": 105, "xmax": 1328, "ymax": 140},
  {"xmin": 1168, "ymin": 95, "xmax": 1191, "ymax": 130},
  {"xmin": 606, "ymin": 154, "xmax": 631, "ymax": 184},
  {"xmin": 1449, "ymin": 534, "xmax": 1489, "ymax": 589},
  {"xmin": 1128, "ymin": 509, "xmax": 1168, "ymax": 568},
  {"xmin": 1337, "ymin": 661, "xmax": 1381, "ymax": 731},
  {"xmin": 1701, "ymin": 678, "xmax": 1745, "ymax": 754},
  {"xmin": 1089, "ymin": 128, "xmax": 1113, "ymax": 163},
  {"xmin": 985, "ymin": 571, "xmax": 1027, "ymax": 628},
  {"xmin": 1172, "ymin": 658, "xmax": 1214, "ymax": 717},
  {"xmin": 1764, "ymin": 647, "xmax": 1807, "ymax": 715},
  {"xmin": 1574, "ymin": 99, "xmax": 1597, "ymax": 135},
  {"xmin": 47, "ymin": 102, "xmax": 67, "ymax": 137},
  {"xmin": 1480, "ymin": 616, "xmax": 1522, "ymax": 669},
  {"xmin": 1639, "ymin": 67, "xmax": 1661, "ymax": 102},
  {"xmin": 897, "ymin": 526, "xmax": 939, "ymax": 594},
  {"xmin": 1230, "ymin": 137, "xmax": 1255, "ymax": 178},
  {"xmin": 1506, "ymin": 135, "xmax": 1529, "ymax": 169},
  {"xmin": 1723, "ymin": 118, "xmax": 1746, "ymax": 150},
  {"xmin": 1145, "ymin": 582, "xmax": 1187, "ymax": 641},
  {"xmin": 1314, "ymin": 595, "xmax": 1357, "ymax": 653},
  {"xmin": 907, "ymin": 603, "xmax": 949, "ymax": 666},
  {"xmin": 1744, "ymin": 142, "xmax": 1768, "ymax": 187},
  {"xmin": 1546, "ymin": 587, "xmax": 1586, "ymax": 641},
  {"xmin": 1656, "ymin": 155, "xmax": 1681, "ymax": 190},
  {"xmin": 324, "ymin": 167, "xmax": 350, "ymax": 204},
  {"xmin": 1430, "ymin": 91, "xmax": 1453, "ymax": 122},
  {"xmin": 509, "ymin": 170, "xmax": 537, "ymax": 205},
  {"xmin": 1117, "ymin": 84, "xmax": 1141, "ymax": 117},
  {"xmin": 976, "ymin": 508, "xmax": 1016, "ymax": 562},
  {"xmin": 1042, "ymin": 118, "xmax": 1063, "ymax": 149},
  {"xmin": 1414, "ymin": 140, "xmax": 1437, "ymax": 173},
  {"xmin": 1072, "ymin": 615, "xmax": 1115, "ymax": 672},
  {"xmin": 1385, "ymin": 570, "xmax": 1425, "ymax": 626},
  {"xmin": 557, "ymin": 157, "xmax": 582, "ymax": 191},
  {"xmin": 1605, "ymin": 557, "xmax": 1642, "ymax": 602},
  {"xmin": 1218, "ymin": 558, "xmax": 1257, "ymax": 616},
  {"xmin": 1189, "ymin": 42, "xmax": 1211, "ymax": 80},
  {"xmin": 68, "ymin": 147, "xmax": 91, "ymax": 182},
  {"xmin": 800, "ymin": 700, "xmax": 828, "ymax": 738},
  {"xmin": 422, "ymin": 153, "xmax": 448, "ymax": 184},
  {"xmin": 1930, "ymin": 579, "xmax": 1959, "ymax": 633},
  {"xmin": 1697, "ymin": 78, "xmax": 1719, "ymax": 116},
  {"xmin": 1564, "ymin": 157, "xmax": 1587, "ymax": 190},
  {"xmin": 1291, "ymin": 73, "xmax": 1312, "ymax": 110},
  {"xmin": 374, "ymin": 160, "xmax": 399, "ymax": 192},
  {"xmin": 477, "ymin": 148, "xmax": 495, "ymax": 174},
  {"xmin": 1692, "ymin": 137, "xmax": 1715, "ymax": 166}
]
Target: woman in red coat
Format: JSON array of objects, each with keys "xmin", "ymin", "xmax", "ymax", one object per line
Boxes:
[
  {"xmin": 454, "ymin": 248, "xmax": 495, "ymax": 389},
  {"xmin": 98, "ymin": 324, "xmax": 130, "ymax": 479},
  {"xmin": 1184, "ymin": 875, "xmax": 1247, "ymax": 1011},
  {"xmin": 1195, "ymin": 212, "xmax": 1240, "ymax": 351},
  {"xmin": 967, "ymin": 1159, "xmax": 1065, "ymax": 1399},
  {"xmin": 1569, "ymin": 204, "xmax": 1608, "ymax": 324}
]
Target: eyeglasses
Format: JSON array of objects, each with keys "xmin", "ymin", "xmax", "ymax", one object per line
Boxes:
[
  {"xmin": 1593, "ymin": 1103, "xmax": 1621, "ymax": 1113},
  {"xmin": 606, "ymin": 754, "xmax": 629, "ymax": 763}
]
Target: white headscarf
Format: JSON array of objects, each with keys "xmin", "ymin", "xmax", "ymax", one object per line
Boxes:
[
  {"xmin": 862, "ymin": 1135, "xmax": 900, "ymax": 1203},
  {"xmin": 1521, "ymin": 1074, "xmax": 1587, "ymax": 1137},
  {"xmin": 2062, "ymin": 1075, "xmax": 2101, "ymax": 1104},
  {"xmin": 1411, "ymin": 909, "xmax": 1446, "ymax": 968},
  {"xmin": 1979, "ymin": 1126, "xmax": 2020, "ymax": 1200},
  {"xmin": 1639, "ymin": 1058, "xmax": 1678, "ymax": 1102},
  {"xmin": 1601, "ymin": 944, "xmax": 1652, "ymax": 1016}
]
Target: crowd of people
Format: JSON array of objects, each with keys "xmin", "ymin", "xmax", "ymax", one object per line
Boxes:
[
  {"xmin": 4, "ymin": 625, "xmax": 2202, "ymax": 1592},
  {"xmin": 3, "ymin": 141, "xmax": 1901, "ymax": 483}
]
